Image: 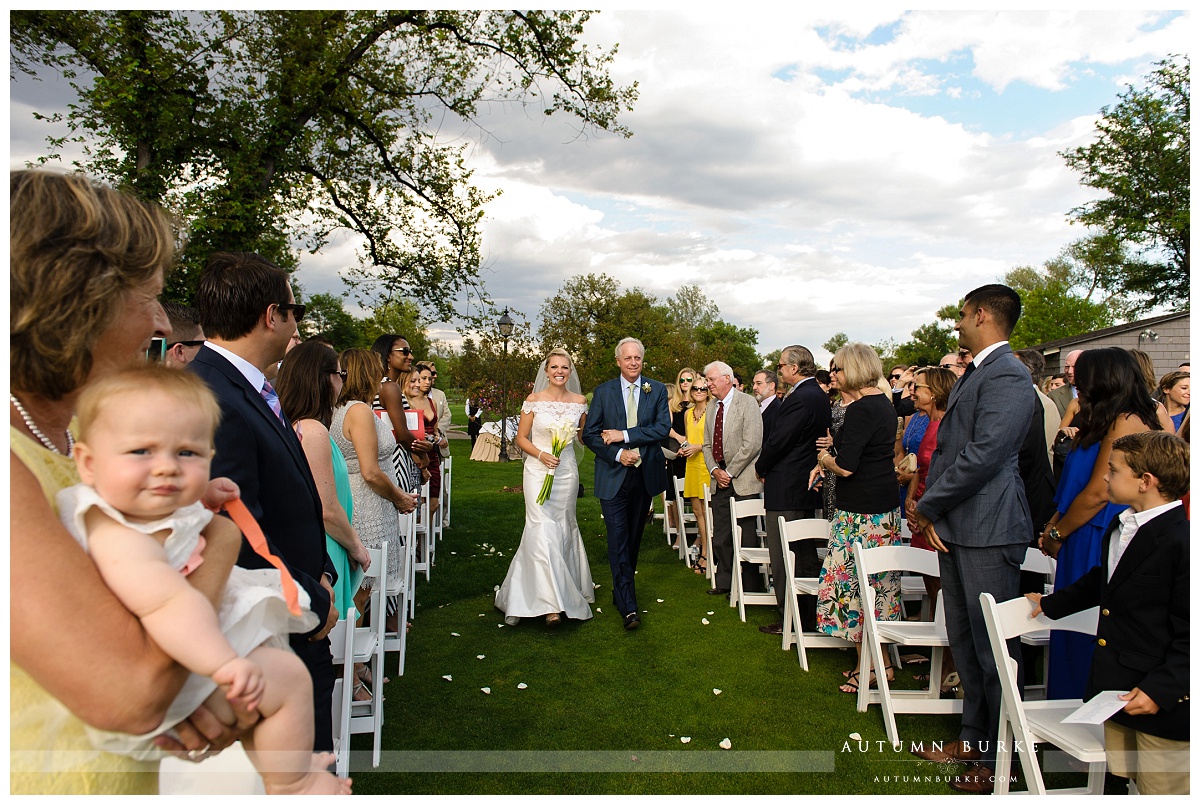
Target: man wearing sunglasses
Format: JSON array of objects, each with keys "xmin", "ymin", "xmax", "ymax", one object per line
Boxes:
[
  {"xmin": 189, "ymin": 251, "xmax": 338, "ymax": 754},
  {"xmin": 161, "ymin": 301, "xmax": 207, "ymax": 369}
]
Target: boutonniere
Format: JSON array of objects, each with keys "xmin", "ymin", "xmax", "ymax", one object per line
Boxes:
[{"xmin": 641, "ymin": 382, "xmax": 652, "ymax": 394}]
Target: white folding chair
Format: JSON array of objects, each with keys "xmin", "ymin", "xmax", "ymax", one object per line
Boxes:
[
  {"xmin": 727, "ymin": 495, "xmax": 773, "ymax": 621},
  {"xmin": 1018, "ymin": 547, "xmax": 1056, "ymax": 700},
  {"xmin": 777, "ymin": 516, "xmax": 846, "ymax": 669},
  {"xmin": 851, "ymin": 542, "xmax": 961, "ymax": 748},
  {"xmin": 385, "ymin": 511, "xmax": 412, "ymax": 677},
  {"xmin": 657, "ymin": 490, "xmax": 671, "ymax": 540},
  {"xmin": 440, "ymin": 454, "xmax": 452, "ymax": 530},
  {"xmin": 670, "ymin": 476, "xmax": 699, "ymax": 564},
  {"xmin": 332, "ymin": 544, "xmax": 388, "ymax": 769},
  {"xmin": 404, "ymin": 503, "xmax": 419, "ymax": 619},
  {"xmin": 980, "ymin": 593, "xmax": 1103, "ymax": 795},
  {"xmin": 702, "ymin": 483, "xmax": 715, "ymax": 587},
  {"xmin": 412, "ymin": 481, "xmax": 433, "ymax": 582}
]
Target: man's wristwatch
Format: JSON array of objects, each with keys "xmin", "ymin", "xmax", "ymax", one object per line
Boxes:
[{"xmin": 1045, "ymin": 526, "xmax": 1064, "ymax": 543}]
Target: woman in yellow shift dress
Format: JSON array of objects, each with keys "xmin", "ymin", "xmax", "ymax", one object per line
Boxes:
[{"xmin": 680, "ymin": 382, "xmax": 711, "ymax": 573}]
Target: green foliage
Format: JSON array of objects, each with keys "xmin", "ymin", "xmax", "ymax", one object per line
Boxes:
[
  {"xmin": 1061, "ymin": 55, "xmax": 1189, "ymax": 311},
  {"xmin": 12, "ymin": 10, "xmax": 638, "ymax": 315},
  {"xmin": 895, "ymin": 322, "xmax": 957, "ymax": 368},
  {"xmin": 451, "ymin": 315, "xmax": 540, "ymax": 414},
  {"xmin": 299, "ymin": 292, "xmax": 366, "ymax": 350},
  {"xmin": 354, "ymin": 298, "xmax": 431, "ymax": 360},
  {"xmin": 535, "ymin": 274, "xmax": 761, "ymax": 392},
  {"xmin": 822, "ymin": 332, "xmax": 849, "ymax": 355},
  {"xmin": 1003, "ymin": 257, "xmax": 1115, "ymax": 348}
]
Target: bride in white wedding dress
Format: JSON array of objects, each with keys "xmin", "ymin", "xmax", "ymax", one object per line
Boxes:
[{"xmin": 495, "ymin": 348, "xmax": 594, "ymax": 626}]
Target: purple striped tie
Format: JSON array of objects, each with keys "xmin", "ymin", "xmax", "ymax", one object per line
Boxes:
[{"xmin": 261, "ymin": 379, "xmax": 284, "ymax": 423}]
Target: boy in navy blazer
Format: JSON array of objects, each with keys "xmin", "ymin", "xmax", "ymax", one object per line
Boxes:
[{"xmin": 1029, "ymin": 431, "xmax": 1189, "ymax": 795}]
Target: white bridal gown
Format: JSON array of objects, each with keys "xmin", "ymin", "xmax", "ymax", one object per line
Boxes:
[{"xmin": 495, "ymin": 401, "xmax": 595, "ymax": 621}]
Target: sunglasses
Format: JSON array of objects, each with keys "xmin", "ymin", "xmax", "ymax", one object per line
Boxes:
[
  {"xmin": 391, "ymin": 347, "xmax": 413, "ymax": 355},
  {"xmin": 692, "ymin": 387, "xmax": 709, "ymax": 393},
  {"xmin": 680, "ymin": 376, "xmax": 693, "ymax": 383},
  {"xmin": 889, "ymin": 373, "xmax": 902, "ymax": 381},
  {"xmin": 275, "ymin": 302, "xmax": 306, "ymax": 321},
  {"xmin": 830, "ymin": 366, "xmax": 843, "ymax": 373},
  {"xmin": 170, "ymin": 339, "xmax": 206, "ymax": 348}
]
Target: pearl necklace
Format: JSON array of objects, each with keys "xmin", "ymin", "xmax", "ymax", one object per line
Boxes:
[{"xmin": 10, "ymin": 394, "xmax": 74, "ymax": 456}]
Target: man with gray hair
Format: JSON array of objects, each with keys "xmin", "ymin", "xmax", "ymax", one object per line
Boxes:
[
  {"xmin": 702, "ymin": 360, "xmax": 764, "ymax": 596},
  {"xmin": 754, "ymin": 345, "xmax": 830, "ymax": 634},
  {"xmin": 582, "ymin": 337, "xmax": 672, "ymax": 630}
]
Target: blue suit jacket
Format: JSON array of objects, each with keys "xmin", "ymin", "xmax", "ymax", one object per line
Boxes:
[
  {"xmin": 583, "ymin": 376, "xmax": 671, "ymax": 501},
  {"xmin": 189, "ymin": 346, "xmax": 334, "ymax": 633},
  {"xmin": 916, "ymin": 343, "xmax": 1035, "ymax": 548}
]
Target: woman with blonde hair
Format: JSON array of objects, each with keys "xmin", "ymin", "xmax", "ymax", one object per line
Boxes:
[
  {"xmin": 331, "ymin": 349, "xmax": 417, "ymax": 694},
  {"xmin": 680, "ymin": 377, "xmax": 712, "ymax": 573},
  {"xmin": 10, "ymin": 170, "xmax": 245, "ymax": 792},
  {"xmin": 665, "ymin": 367, "xmax": 697, "ymax": 544},
  {"xmin": 495, "ymin": 348, "xmax": 594, "ymax": 626},
  {"xmin": 1157, "ymin": 370, "xmax": 1190, "ymax": 433},
  {"xmin": 810, "ymin": 342, "xmax": 902, "ymax": 694}
]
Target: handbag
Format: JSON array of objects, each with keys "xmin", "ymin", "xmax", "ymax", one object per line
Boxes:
[
  {"xmin": 897, "ymin": 452, "xmax": 917, "ymax": 474},
  {"xmin": 662, "ymin": 436, "xmax": 683, "ymax": 461}
]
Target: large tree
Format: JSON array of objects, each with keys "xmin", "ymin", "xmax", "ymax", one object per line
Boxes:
[
  {"xmin": 11, "ymin": 10, "xmax": 637, "ymax": 316},
  {"xmin": 1060, "ymin": 55, "xmax": 1189, "ymax": 311}
]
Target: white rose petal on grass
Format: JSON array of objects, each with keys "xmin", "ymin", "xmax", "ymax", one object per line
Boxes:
[
  {"xmin": 713, "ymin": 688, "xmax": 722, "ymax": 695},
  {"xmin": 451, "ymin": 632, "xmax": 461, "ymax": 637},
  {"xmin": 476, "ymin": 655, "xmax": 485, "ymax": 660},
  {"xmin": 442, "ymin": 674, "xmax": 453, "ymax": 681},
  {"xmin": 481, "ymin": 687, "xmax": 491, "ymax": 694},
  {"xmin": 701, "ymin": 618, "xmax": 710, "ymax": 625},
  {"xmin": 719, "ymin": 738, "xmax": 732, "ymax": 750},
  {"xmin": 517, "ymin": 683, "xmax": 528, "ymax": 690},
  {"xmin": 596, "ymin": 608, "xmax": 602, "ymax": 614},
  {"xmin": 849, "ymin": 732, "xmax": 862, "ymax": 741},
  {"xmin": 707, "ymin": 611, "xmax": 714, "ymax": 615},
  {"xmin": 656, "ymin": 598, "xmax": 664, "ymax": 603},
  {"xmin": 680, "ymin": 736, "xmax": 692, "ymax": 744},
  {"xmin": 494, "ymin": 585, "xmax": 500, "ymax": 592}
]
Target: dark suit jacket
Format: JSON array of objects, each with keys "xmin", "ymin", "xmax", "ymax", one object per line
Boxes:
[
  {"xmin": 755, "ymin": 379, "xmax": 830, "ymax": 511},
  {"xmin": 583, "ymin": 376, "xmax": 671, "ymax": 500},
  {"xmin": 1040, "ymin": 505, "xmax": 1189, "ymax": 741},
  {"xmin": 1018, "ymin": 394, "xmax": 1056, "ymax": 540},
  {"xmin": 189, "ymin": 346, "xmax": 334, "ymax": 633},
  {"xmin": 917, "ymin": 343, "xmax": 1035, "ymax": 547}
]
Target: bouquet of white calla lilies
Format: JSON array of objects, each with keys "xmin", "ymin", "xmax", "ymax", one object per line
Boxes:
[{"xmin": 536, "ymin": 419, "xmax": 579, "ymax": 505}]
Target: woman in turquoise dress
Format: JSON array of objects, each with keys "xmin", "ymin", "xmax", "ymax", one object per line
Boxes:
[
  {"xmin": 276, "ymin": 342, "xmax": 370, "ymax": 617},
  {"xmin": 1040, "ymin": 349, "xmax": 1160, "ymax": 700}
]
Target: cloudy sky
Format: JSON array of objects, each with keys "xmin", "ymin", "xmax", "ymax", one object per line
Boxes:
[{"xmin": 9, "ymin": 6, "xmax": 1190, "ymax": 368}]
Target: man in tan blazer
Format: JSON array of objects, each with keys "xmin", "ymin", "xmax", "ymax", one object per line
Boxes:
[{"xmin": 702, "ymin": 360, "xmax": 764, "ymax": 595}]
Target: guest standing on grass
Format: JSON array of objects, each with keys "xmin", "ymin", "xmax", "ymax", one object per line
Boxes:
[
  {"xmin": 495, "ymin": 349, "xmax": 594, "ymax": 627},
  {"xmin": 809, "ymin": 342, "xmax": 901, "ymax": 694},
  {"xmin": 908, "ymin": 284, "xmax": 1036, "ymax": 795}
]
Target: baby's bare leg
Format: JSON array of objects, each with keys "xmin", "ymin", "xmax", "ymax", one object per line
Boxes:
[{"xmin": 238, "ymin": 647, "xmax": 351, "ymax": 795}]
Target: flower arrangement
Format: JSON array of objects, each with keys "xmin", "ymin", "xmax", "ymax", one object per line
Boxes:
[
  {"xmin": 641, "ymin": 381, "xmax": 652, "ymax": 394},
  {"xmin": 536, "ymin": 418, "xmax": 579, "ymax": 505}
]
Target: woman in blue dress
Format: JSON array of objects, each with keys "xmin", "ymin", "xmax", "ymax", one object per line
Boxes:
[{"xmin": 1039, "ymin": 348, "xmax": 1161, "ymax": 700}]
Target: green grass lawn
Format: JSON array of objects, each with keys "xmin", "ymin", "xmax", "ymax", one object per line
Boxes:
[{"xmin": 349, "ymin": 436, "xmax": 1100, "ymax": 795}]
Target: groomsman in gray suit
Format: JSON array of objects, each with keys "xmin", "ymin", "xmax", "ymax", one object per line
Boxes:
[
  {"xmin": 910, "ymin": 284, "xmax": 1037, "ymax": 794},
  {"xmin": 702, "ymin": 361, "xmax": 764, "ymax": 596}
]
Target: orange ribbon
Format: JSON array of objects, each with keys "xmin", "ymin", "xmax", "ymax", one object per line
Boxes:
[{"xmin": 223, "ymin": 498, "xmax": 303, "ymax": 617}]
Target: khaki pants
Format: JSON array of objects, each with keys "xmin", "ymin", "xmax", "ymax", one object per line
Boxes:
[{"xmin": 1104, "ymin": 721, "xmax": 1190, "ymax": 795}]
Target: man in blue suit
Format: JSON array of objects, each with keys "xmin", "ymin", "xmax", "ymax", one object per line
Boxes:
[
  {"xmin": 910, "ymin": 284, "xmax": 1036, "ymax": 794},
  {"xmin": 189, "ymin": 252, "xmax": 339, "ymax": 751},
  {"xmin": 583, "ymin": 337, "xmax": 671, "ymax": 631}
]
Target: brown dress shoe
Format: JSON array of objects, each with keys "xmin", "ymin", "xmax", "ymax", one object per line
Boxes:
[
  {"xmin": 911, "ymin": 739, "xmax": 982, "ymax": 764},
  {"xmin": 758, "ymin": 622, "xmax": 784, "ymax": 635},
  {"xmin": 948, "ymin": 764, "xmax": 995, "ymax": 794}
]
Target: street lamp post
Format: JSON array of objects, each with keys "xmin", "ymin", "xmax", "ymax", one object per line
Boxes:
[{"xmin": 497, "ymin": 308, "xmax": 514, "ymax": 462}]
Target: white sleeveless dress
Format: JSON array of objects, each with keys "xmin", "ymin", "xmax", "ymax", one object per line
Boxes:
[
  {"xmin": 56, "ymin": 485, "xmax": 318, "ymax": 760},
  {"xmin": 494, "ymin": 401, "xmax": 594, "ymax": 621}
]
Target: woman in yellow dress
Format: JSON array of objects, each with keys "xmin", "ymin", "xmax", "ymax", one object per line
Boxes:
[
  {"xmin": 10, "ymin": 171, "xmax": 247, "ymax": 793},
  {"xmin": 680, "ymin": 381, "xmax": 711, "ymax": 574}
]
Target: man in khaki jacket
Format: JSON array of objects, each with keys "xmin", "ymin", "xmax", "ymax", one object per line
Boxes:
[{"xmin": 702, "ymin": 360, "xmax": 764, "ymax": 596}]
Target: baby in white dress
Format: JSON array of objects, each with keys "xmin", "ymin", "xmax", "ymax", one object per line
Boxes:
[{"xmin": 59, "ymin": 365, "xmax": 349, "ymax": 795}]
